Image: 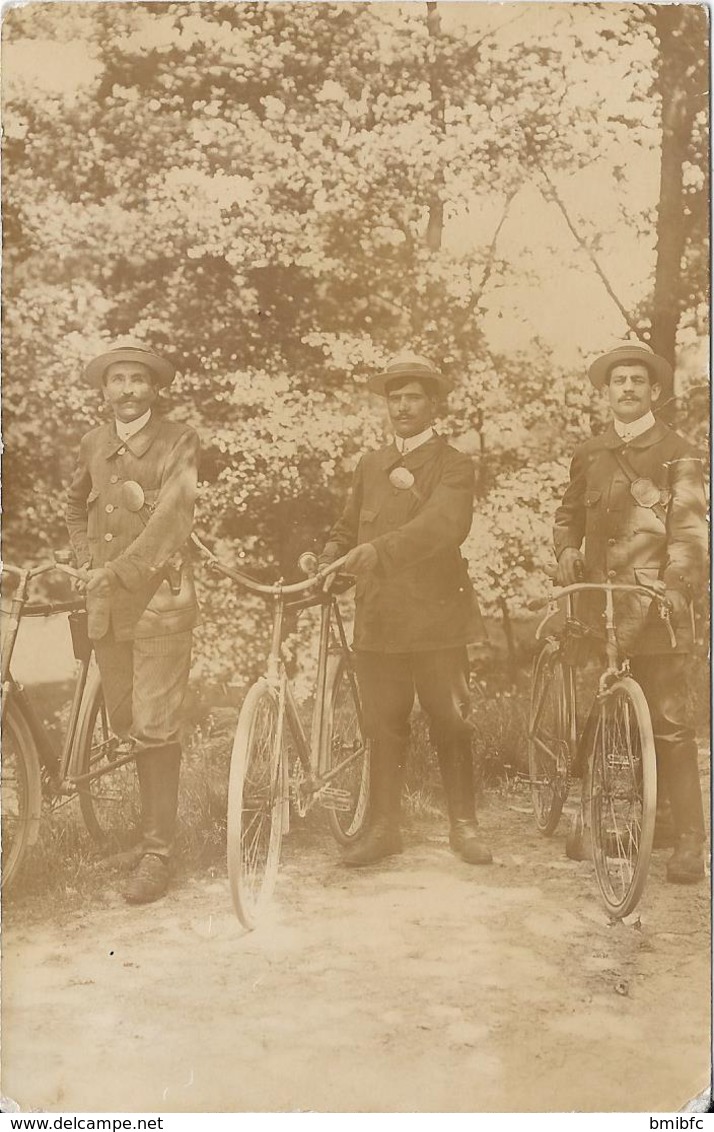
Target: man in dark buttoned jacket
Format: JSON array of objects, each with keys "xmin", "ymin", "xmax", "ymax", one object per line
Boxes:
[
  {"xmin": 554, "ymin": 341, "xmax": 708, "ymax": 883},
  {"xmin": 320, "ymin": 352, "xmax": 492, "ymax": 867},
  {"xmin": 67, "ymin": 341, "xmax": 200, "ymax": 903}
]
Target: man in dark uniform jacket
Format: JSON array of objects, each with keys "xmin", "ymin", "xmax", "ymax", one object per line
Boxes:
[
  {"xmin": 320, "ymin": 352, "xmax": 492, "ymax": 867},
  {"xmin": 554, "ymin": 342, "xmax": 708, "ymax": 883},
  {"xmin": 66, "ymin": 341, "xmax": 200, "ymax": 903}
]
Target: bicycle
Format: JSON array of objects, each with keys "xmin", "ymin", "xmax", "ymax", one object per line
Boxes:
[
  {"xmin": 1, "ymin": 557, "xmax": 138, "ymax": 889},
  {"xmin": 528, "ymin": 581, "xmax": 676, "ymax": 917},
  {"xmin": 192, "ymin": 536, "xmax": 369, "ymax": 929}
]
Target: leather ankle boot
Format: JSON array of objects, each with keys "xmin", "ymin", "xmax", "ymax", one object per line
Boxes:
[
  {"xmin": 667, "ymin": 833, "xmax": 705, "ymax": 884},
  {"xmin": 342, "ymin": 817, "xmax": 403, "ymax": 867},
  {"xmin": 438, "ymin": 739, "xmax": 493, "ymax": 865},
  {"xmin": 658, "ymin": 743, "xmax": 706, "ymax": 885},
  {"xmin": 123, "ymin": 743, "xmax": 181, "ymax": 904},
  {"xmin": 124, "ymin": 853, "xmax": 170, "ymax": 904},
  {"xmin": 342, "ymin": 743, "xmax": 403, "ymax": 868},
  {"xmin": 449, "ymin": 819, "xmax": 492, "ymax": 864}
]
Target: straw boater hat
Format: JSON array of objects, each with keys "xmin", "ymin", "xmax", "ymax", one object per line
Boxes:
[
  {"xmin": 367, "ymin": 351, "xmax": 453, "ymax": 397},
  {"xmin": 84, "ymin": 339, "xmax": 176, "ymax": 389},
  {"xmin": 587, "ymin": 341, "xmax": 672, "ymax": 391}
]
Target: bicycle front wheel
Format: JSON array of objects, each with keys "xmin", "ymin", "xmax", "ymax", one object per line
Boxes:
[
  {"xmin": 75, "ymin": 668, "xmax": 140, "ymax": 847},
  {"xmin": 528, "ymin": 642, "xmax": 575, "ymax": 835},
  {"xmin": 227, "ymin": 679, "xmax": 285, "ymax": 929},
  {"xmin": 2, "ymin": 697, "xmax": 42, "ymax": 889},
  {"xmin": 588, "ymin": 676, "xmax": 656, "ymax": 918},
  {"xmin": 321, "ymin": 652, "xmax": 370, "ymax": 845}
]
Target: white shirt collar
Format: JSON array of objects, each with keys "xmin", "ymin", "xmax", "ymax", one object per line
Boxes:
[
  {"xmin": 613, "ymin": 410, "xmax": 655, "ymax": 442},
  {"xmin": 394, "ymin": 426, "xmax": 435, "ymax": 456},
  {"xmin": 116, "ymin": 408, "xmax": 152, "ymax": 442}
]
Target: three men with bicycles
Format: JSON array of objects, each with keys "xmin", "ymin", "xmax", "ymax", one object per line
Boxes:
[
  {"xmin": 554, "ymin": 341, "xmax": 708, "ymax": 884},
  {"xmin": 60, "ymin": 335, "xmax": 705, "ymax": 908}
]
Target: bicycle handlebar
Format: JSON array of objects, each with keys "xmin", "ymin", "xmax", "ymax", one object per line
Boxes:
[
  {"xmin": 527, "ymin": 581, "xmax": 670, "ymax": 614},
  {"xmin": 3, "ymin": 561, "xmax": 84, "ymax": 583},
  {"xmin": 190, "ymin": 533, "xmax": 350, "ymax": 597}
]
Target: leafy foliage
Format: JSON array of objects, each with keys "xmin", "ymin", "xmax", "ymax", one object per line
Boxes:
[{"xmin": 2, "ymin": 2, "xmax": 708, "ymax": 681}]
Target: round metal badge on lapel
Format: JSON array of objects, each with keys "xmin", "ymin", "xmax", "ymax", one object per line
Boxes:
[
  {"xmin": 121, "ymin": 480, "xmax": 146, "ymax": 512},
  {"xmin": 389, "ymin": 467, "xmax": 415, "ymax": 490},
  {"xmin": 630, "ymin": 477, "xmax": 661, "ymax": 508}
]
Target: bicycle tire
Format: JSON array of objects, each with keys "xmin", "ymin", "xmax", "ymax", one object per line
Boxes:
[
  {"xmin": 587, "ymin": 676, "xmax": 656, "ymax": 918},
  {"xmin": 2, "ymin": 696, "xmax": 42, "ymax": 889},
  {"xmin": 75, "ymin": 668, "xmax": 140, "ymax": 847},
  {"xmin": 528, "ymin": 641, "xmax": 575, "ymax": 835},
  {"xmin": 321, "ymin": 652, "xmax": 370, "ymax": 845},
  {"xmin": 227, "ymin": 678, "xmax": 285, "ymax": 929}
]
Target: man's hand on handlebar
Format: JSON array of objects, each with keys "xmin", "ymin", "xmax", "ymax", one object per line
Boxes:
[
  {"xmin": 343, "ymin": 543, "xmax": 378, "ymax": 577},
  {"xmin": 84, "ymin": 567, "xmax": 115, "ymax": 599},
  {"xmin": 556, "ymin": 548, "xmax": 585, "ymax": 586}
]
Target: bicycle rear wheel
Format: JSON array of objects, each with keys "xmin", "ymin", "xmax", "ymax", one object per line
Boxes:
[
  {"xmin": 1, "ymin": 697, "xmax": 42, "ymax": 889},
  {"xmin": 587, "ymin": 676, "xmax": 656, "ymax": 918},
  {"xmin": 75, "ymin": 668, "xmax": 140, "ymax": 847},
  {"xmin": 528, "ymin": 641, "xmax": 575, "ymax": 834},
  {"xmin": 321, "ymin": 652, "xmax": 370, "ymax": 845},
  {"xmin": 227, "ymin": 678, "xmax": 285, "ymax": 929}
]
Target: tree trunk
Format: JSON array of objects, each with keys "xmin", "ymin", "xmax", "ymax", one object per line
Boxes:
[
  {"xmin": 425, "ymin": 1, "xmax": 444, "ymax": 253},
  {"xmin": 497, "ymin": 595, "xmax": 518, "ymax": 685},
  {"xmin": 650, "ymin": 6, "xmax": 702, "ymax": 416}
]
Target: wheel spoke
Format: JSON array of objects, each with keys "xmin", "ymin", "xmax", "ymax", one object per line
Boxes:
[
  {"xmin": 228, "ymin": 684, "xmax": 284, "ymax": 927},
  {"xmin": 588, "ymin": 679, "xmax": 656, "ymax": 917},
  {"xmin": 529, "ymin": 648, "xmax": 572, "ymax": 834},
  {"xmin": 322, "ymin": 659, "xmax": 370, "ymax": 843}
]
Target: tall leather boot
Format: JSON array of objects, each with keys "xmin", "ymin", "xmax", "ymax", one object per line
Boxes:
[
  {"xmin": 342, "ymin": 743, "xmax": 403, "ymax": 867},
  {"xmin": 438, "ymin": 739, "xmax": 492, "ymax": 865},
  {"xmin": 658, "ymin": 742, "xmax": 706, "ymax": 884},
  {"xmin": 124, "ymin": 743, "xmax": 182, "ymax": 904}
]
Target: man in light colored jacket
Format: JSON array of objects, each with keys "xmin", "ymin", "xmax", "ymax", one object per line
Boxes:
[{"xmin": 67, "ymin": 340, "xmax": 200, "ymax": 903}]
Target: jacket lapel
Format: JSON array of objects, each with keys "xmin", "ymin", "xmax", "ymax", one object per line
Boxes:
[
  {"xmin": 626, "ymin": 421, "xmax": 669, "ymax": 449},
  {"xmin": 125, "ymin": 413, "xmax": 163, "ymax": 458},
  {"xmin": 599, "ymin": 421, "xmax": 668, "ymax": 451},
  {"xmin": 401, "ymin": 435, "xmax": 443, "ymax": 471}
]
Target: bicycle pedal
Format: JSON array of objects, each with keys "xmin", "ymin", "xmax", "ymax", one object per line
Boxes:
[{"xmin": 319, "ymin": 787, "xmax": 354, "ymax": 812}]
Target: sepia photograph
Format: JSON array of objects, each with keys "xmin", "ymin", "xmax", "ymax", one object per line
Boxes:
[{"xmin": 1, "ymin": 0, "xmax": 710, "ymax": 1117}]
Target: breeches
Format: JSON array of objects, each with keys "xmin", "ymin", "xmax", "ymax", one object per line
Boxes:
[
  {"xmin": 629, "ymin": 654, "xmax": 695, "ymax": 753},
  {"xmin": 93, "ymin": 630, "xmax": 193, "ymax": 748},
  {"xmin": 355, "ymin": 647, "xmax": 473, "ymax": 756}
]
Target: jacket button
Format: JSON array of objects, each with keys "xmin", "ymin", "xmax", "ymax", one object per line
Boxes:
[
  {"xmin": 105, "ymin": 504, "xmax": 114, "ymax": 513},
  {"xmin": 104, "ymin": 533, "xmax": 114, "ymax": 542},
  {"xmin": 110, "ymin": 475, "xmax": 119, "ymax": 484},
  {"xmin": 607, "ymin": 569, "xmax": 616, "ymax": 579},
  {"xmin": 117, "ymin": 446, "xmax": 127, "ymax": 456},
  {"xmin": 608, "ymin": 538, "xmax": 616, "ymax": 546}
]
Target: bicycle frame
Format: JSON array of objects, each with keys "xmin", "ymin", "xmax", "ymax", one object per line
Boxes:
[
  {"xmin": 535, "ymin": 581, "xmax": 675, "ymax": 682},
  {"xmin": 1, "ymin": 561, "xmax": 136, "ymax": 798},
  {"xmin": 265, "ymin": 585, "xmax": 366, "ymax": 821},
  {"xmin": 532, "ymin": 581, "xmax": 675, "ymax": 780}
]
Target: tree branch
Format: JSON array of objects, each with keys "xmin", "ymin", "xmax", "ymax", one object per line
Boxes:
[
  {"xmin": 457, "ymin": 189, "xmax": 518, "ymax": 330},
  {"xmin": 538, "ymin": 166, "xmax": 643, "ymax": 338}
]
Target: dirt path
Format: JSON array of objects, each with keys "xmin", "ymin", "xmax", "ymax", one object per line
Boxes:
[{"xmin": 2, "ymin": 802, "xmax": 710, "ymax": 1114}]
